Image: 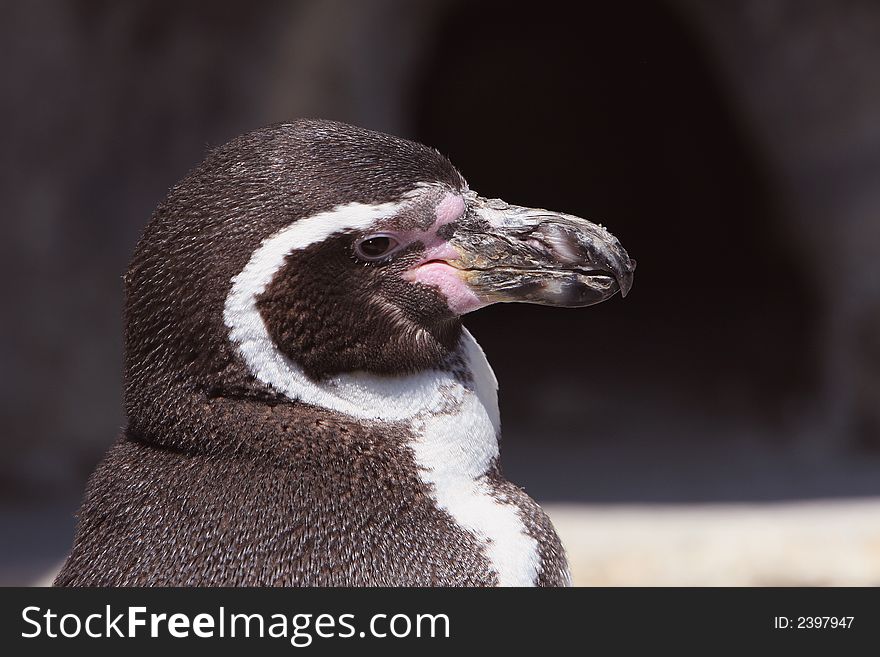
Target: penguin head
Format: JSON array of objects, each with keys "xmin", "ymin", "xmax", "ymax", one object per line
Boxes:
[{"xmin": 126, "ymin": 120, "xmax": 634, "ymax": 407}]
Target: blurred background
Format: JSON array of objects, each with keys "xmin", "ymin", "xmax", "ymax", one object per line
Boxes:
[{"xmin": 2, "ymin": 0, "xmax": 880, "ymax": 585}]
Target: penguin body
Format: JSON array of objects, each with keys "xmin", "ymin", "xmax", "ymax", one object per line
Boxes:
[{"xmin": 56, "ymin": 120, "xmax": 634, "ymax": 587}]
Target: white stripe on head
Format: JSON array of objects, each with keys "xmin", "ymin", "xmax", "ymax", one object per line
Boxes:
[
  {"xmin": 223, "ymin": 188, "xmax": 541, "ymax": 586},
  {"xmin": 223, "ymin": 193, "xmax": 438, "ymax": 421}
]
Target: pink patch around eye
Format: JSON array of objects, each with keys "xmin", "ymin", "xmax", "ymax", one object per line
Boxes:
[
  {"xmin": 434, "ymin": 193, "xmax": 466, "ymax": 227},
  {"xmin": 406, "ymin": 262, "xmax": 486, "ymax": 315}
]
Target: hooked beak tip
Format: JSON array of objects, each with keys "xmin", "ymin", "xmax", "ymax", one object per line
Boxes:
[{"xmin": 617, "ymin": 258, "xmax": 636, "ymax": 298}]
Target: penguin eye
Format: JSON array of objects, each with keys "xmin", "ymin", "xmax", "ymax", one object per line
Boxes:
[{"xmin": 355, "ymin": 234, "xmax": 401, "ymax": 261}]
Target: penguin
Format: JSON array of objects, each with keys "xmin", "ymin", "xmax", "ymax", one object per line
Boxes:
[{"xmin": 55, "ymin": 119, "xmax": 635, "ymax": 587}]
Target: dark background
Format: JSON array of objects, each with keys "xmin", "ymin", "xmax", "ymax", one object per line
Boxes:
[{"xmin": 2, "ymin": 0, "xmax": 880, "ymax": 584}]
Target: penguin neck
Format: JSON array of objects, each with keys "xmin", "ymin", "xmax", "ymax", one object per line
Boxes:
[
  {"xmin": 291, "ymin": 330, "xmax": 541, "ymax": 587},
  {"xmin": 235, "ymin": 314, "xmax": 500, "ymax": 427},
  {"xmin": 322, "ymin": 326, "xmax": 500, "ymax": 445},
  {"xmin": 243, "ymin": 323, "xmax": 506, "ymax": 488}
]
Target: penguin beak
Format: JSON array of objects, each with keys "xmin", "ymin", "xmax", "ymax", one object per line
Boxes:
[{"xmin": 446, "ymin": 194, "xmax": 636, "ymax": 308}]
